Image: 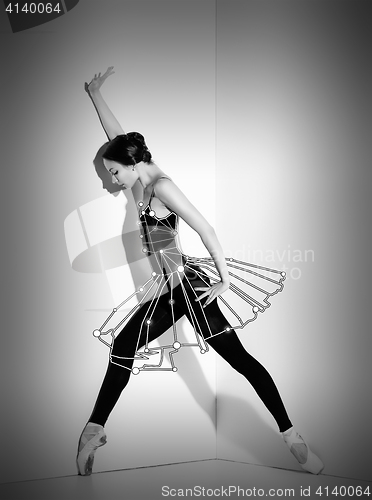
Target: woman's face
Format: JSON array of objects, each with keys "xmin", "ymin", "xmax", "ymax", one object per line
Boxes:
[{"xmin": 103, "ymin": 159, "xmax": 137, "ymax": 190}]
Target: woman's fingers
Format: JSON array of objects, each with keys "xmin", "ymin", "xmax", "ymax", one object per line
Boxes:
[
  {"xmin": 103, "ymin": 71, "xmax": 114, "ymax": 81},
  {"xmin": 89, "ymin": 67, "xmax": 115, "ymax": 86},
  {"xmin": 194, "ymin": 292, "xmax": 208, "ymax": 302},
  {"xmin": 203, "ymin": 292, "xmax": 217, "ymax": 308},
  {"xmin": 203, "ymin": 297, "xmax": 212, "ymax": 307},
  {"xmin": 194, "ymin": 287, "xmax": 210, "ymax": 302},
  {"xmin": 195, "ymin": 282, "xmax": 228, "ymax": 307}
]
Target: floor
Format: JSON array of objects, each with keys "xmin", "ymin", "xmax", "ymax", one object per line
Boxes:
[{"xmin": 1, "ymin": 459, "xmax": 371, "ymax": 500}]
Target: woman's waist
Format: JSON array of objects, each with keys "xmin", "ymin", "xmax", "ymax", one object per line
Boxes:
[
  {"xmin": 147, "ymin": 251, "xmax": 187, "ymax": 276},
  {"xmin": 147, "ymin": 255, "xmax": 210, "ymax": 284}
]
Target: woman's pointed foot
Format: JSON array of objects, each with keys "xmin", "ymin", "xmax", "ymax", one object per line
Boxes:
[
  {"xmin": 282, "ymin": 427, "xmax": 324, "ymax": 474},
  {"xmin": 76, "ymin": 422, "xmax": 107, "ymax": 476}
]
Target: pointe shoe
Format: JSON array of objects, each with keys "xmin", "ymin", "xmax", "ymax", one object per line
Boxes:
[
  {"xmin": 282, "ymin": 427, "xmax": 324, "ymax": 474},
  {"xmin": 76, "ymin": 422, "xmax": 107, "ymax": 476}
]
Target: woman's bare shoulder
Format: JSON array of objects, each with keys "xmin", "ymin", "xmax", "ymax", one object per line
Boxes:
[
  {"xmin": 154, "ymin": 174, "xmax": 173, "ymax": 184},
  {"xmin": 154, "ymin": 177, "xmax": 213, "ymax": 235},
  {"xmin": 151, "ymin": 174, "xmax": 173, "ymax": 193}
]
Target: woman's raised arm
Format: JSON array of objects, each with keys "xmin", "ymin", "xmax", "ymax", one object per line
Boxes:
[{"xmin": 85, "ymin": 66, "xmax": 125, "ymax": 140}]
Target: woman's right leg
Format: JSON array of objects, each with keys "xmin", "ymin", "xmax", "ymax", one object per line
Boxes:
[
  {"xmin": 77, "ymin": 289, "xmax": 185, "ymax": 475},
  {"xmin": 88, "ymin": 291, "xmax": 184, "ymax": 426}
]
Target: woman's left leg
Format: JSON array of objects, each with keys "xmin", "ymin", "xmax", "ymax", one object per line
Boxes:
[
  {"xmin": 177, "ymin": 266, "xmax": 292, "ymax": 432},
  {"xmin": 205, "ymin": 328, "xmax": 292, "ymax": 433},
  {"xmin": 178, "ymin": 268, "xmax": 323, "ymax": 473},
  {"xmin": 205, "ymin": 322, "xmax": 324, "ymax": 473}
]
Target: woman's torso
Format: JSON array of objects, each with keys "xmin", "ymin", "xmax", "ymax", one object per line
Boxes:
[{"xmin": 138, "ymin": 176, "xmax": 186, "ymax": 277}]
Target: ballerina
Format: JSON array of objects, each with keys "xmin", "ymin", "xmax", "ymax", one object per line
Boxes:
[{"xmin": 76, "ymin": 67, "xmax": 324, "ymax": 477}]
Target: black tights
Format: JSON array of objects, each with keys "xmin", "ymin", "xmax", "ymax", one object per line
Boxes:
[{"xmin": 89, "ymin": 266, "xmax": 292, "ymax": 433}]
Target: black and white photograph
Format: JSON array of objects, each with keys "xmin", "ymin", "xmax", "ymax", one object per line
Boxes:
[{"xmin": 1, "ymin": 1, "xmax": 371, "ymax": 499}]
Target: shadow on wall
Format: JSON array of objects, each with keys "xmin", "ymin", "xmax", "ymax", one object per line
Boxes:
[
  {"xmin": 66, "ymin": 143, "xmax": 136, "ymax": 273},
  {"xmin": 93, "ymin": 142, "xmax": 122, "ymax": 195}
]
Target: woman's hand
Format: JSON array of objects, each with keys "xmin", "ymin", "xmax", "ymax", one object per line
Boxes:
[
  {"xmin": 85, "ymin": 66, "xmax": 115, "ymax": 94},
  {"xmin": 194, "ymin": 280, "xmax": 230, "ymax": 308}
]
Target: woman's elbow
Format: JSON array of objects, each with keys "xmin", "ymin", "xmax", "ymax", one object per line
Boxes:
[{"xmin": 200, "ymin": 224, "xmax": 216, "ymax": 241}]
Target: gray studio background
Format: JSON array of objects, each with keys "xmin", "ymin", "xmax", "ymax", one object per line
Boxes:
[{"xmin": 1, "ymin": 0, "xmax": 371, "ymax": 485}]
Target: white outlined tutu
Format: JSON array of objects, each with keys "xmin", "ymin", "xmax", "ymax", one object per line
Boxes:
[
  {"xmin": 92, "ymin": 254, "xmax": 285, "ymax": 374},
  {"xmin": 92, "ymin": 182, "xmax": 286, "ymax": 373}
]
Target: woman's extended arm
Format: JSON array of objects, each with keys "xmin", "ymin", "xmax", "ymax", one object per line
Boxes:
[
  {"xmin": 154, "ymin": 179, "xmax": 230, "ymax": 307},
  {"xmin": 85, "ymin": 67, "xmax": 125, "ymax": 140}
]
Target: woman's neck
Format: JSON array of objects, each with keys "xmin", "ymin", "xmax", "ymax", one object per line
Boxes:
[{"xmin": 137, "ymin": 162, "xmax": 165, "ymax": 190}]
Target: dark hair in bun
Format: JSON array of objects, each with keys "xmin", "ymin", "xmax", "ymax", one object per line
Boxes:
[{"xmin": 102, "ymin": 132, "xmax": 153, "ymax": 166}]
